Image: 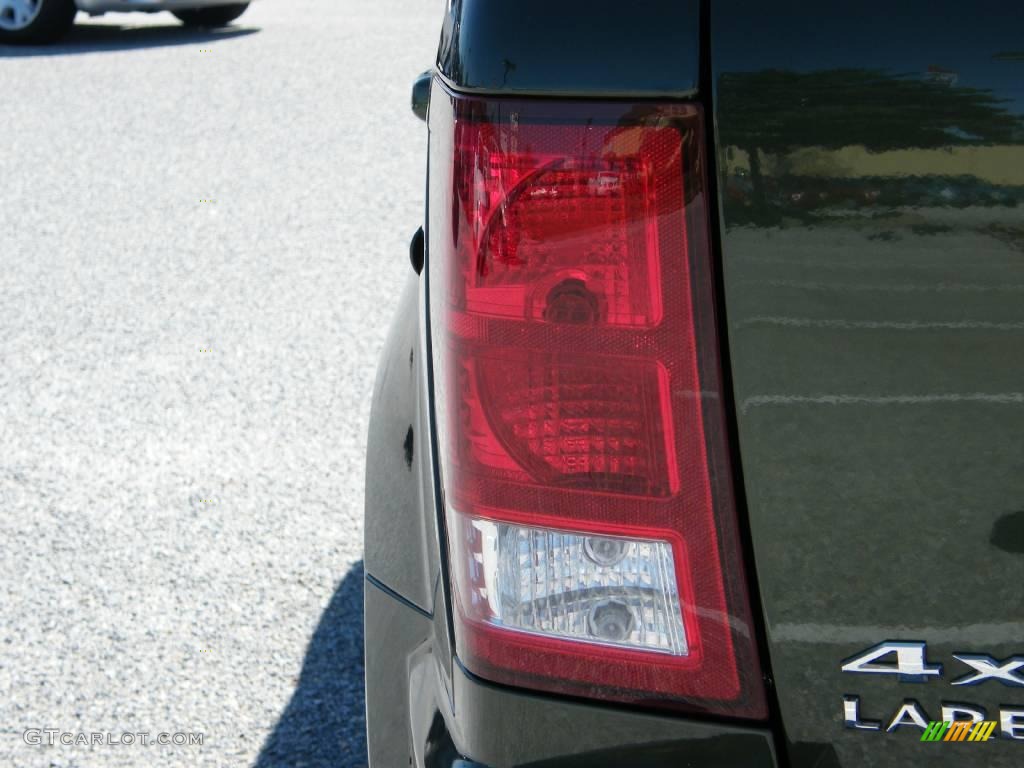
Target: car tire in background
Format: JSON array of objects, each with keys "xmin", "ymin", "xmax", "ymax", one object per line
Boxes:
[
  {"xmin": 0, "ymin": 0, "xmax": 76, "ymax": 44},
  {"xmin": 172, "ymin": 3, "xmax": 249, "ymax": 28}
]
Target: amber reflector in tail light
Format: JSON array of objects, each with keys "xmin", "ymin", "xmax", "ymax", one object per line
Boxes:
[{"xmin": 427, "ymin": 82, "xmax": 766, "ymax": 718}]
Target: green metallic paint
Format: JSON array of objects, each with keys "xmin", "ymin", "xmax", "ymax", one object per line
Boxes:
[{"xmin": 712, "ymin": 2, "xmax": 1024, "ymax": 765}]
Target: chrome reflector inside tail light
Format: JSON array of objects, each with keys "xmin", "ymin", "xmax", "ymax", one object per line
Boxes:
[{"xmin": 427, "ymin": 82, "xmax": 766, "ymax": 718}]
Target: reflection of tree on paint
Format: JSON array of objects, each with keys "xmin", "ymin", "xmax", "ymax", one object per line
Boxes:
[
  {"xmin": 926, "ymin": 64, "xmax": 958, "ymax": 86},
  {"xmin": 717, "ymin": 68, "xmax": 1024, "ymax": 205}
]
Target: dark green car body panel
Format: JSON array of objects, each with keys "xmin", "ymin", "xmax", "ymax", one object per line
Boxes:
[{"xmin": 712, "ymin": 1, "xmax": 1024, "ymax": 765}]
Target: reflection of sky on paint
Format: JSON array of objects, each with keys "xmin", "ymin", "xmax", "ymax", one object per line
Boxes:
[{"xmin": 714, "ymin": 1, "xmax": 1024, "ymax": 114}]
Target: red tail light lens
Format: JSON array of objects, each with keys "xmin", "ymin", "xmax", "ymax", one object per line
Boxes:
[
  {"xmin": 428, "ymin": 84, "xmax": 766, "ymax": 718},
  {"xmin": 464, "ymin": 128, "xmax": 667, "ymax": 327},
  {"xmin": 460, "ymin": 349, "xmax": 675, "ymax": 496}
]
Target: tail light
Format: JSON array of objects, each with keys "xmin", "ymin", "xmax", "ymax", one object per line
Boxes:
[{"xmin": 427, "ymin": 83, "xmax": 766, "ymax": 718}]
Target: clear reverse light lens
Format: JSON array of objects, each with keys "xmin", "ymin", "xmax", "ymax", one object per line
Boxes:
[{"xmin": 457, "ymin": 516, "xmax": 688, "ymax": 656}]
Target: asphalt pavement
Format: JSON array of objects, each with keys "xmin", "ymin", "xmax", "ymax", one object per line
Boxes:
[{"xmin": 0, "ymin": 1, "xmax": 439, "ymax": 765}]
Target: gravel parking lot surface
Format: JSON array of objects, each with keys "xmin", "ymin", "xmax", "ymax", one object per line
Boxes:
[{"xmin": 0, "ymin": 1, "xmax": 438, "ymax": 765}]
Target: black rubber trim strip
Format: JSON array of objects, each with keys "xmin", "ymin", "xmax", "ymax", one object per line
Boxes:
[
  {"xmin": 366, "ymin": 571, "xmax": 434, "ymax": 620},
  {"xmin": 698, "ymin": 1, "xmax": 792, "ymax": 766}
]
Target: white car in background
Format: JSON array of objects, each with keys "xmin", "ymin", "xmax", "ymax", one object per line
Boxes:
[{"xmin": 0, "ymin": 0, "xmax": 250, "ymax": 43}]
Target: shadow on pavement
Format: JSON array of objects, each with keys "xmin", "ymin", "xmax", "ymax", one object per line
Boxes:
[
  {"xmin": 255, "ymin": 560, "xmax": 368, "ymax": 768},
  {"xmin": 0, "ymin": 22, "xmax": 257, "ymax": 57}
]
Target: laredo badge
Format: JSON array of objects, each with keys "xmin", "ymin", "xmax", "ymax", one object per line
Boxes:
[{"xmin": 840, "ymin": 641, "xmax": 1024, "ymax": 740}]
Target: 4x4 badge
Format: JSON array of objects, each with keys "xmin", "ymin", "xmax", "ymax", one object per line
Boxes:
[{"xmin": 842, "ymin": 642, "xmax": 1024, "ymax": 686}]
